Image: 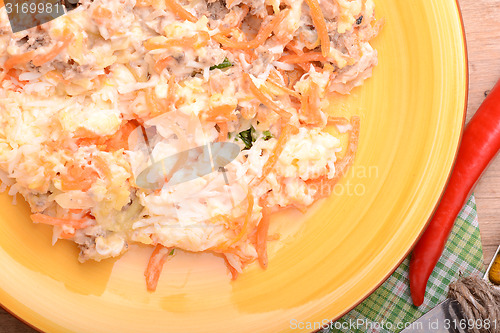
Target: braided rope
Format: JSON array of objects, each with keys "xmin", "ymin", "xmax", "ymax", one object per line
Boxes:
[{"xmin": 448, "ymin": 276, "xmax": 500, "ymax": 333}]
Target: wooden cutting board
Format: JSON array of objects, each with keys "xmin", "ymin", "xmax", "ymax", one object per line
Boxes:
[{"xmin": 1, "ymin": 0, "xmax": 499, "ymax": 331}]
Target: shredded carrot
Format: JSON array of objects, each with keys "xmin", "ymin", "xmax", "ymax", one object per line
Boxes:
[
  {"xmin": 300, "ymin": 81, "xmax": 323, "ymax": 126},
  {"xmin": 144, "ymin": 245, "xmax": 173, "ymax": 292},
  {"xmin": 327, "ymin": 116, "xmax": 349, "ymax": 126},
  {"xmin": 210, "ymin": 35, "xmax": 233, "ymax": 48},
  {"xmin": 257, "ymin": 124, "xmax": 298, "ymax": 184},
  {"xmin": 32, "ymin": 35, "xmax": 73, "ymax": 67},
  {"xmin": 205, "ymin": 104, "xmax": 237, "ymax": 122},
  {"xmin": 214, "ymin": 10, "xmax": 288, "ymax": 50},
  {"xmin": 104, "ymin": 119, "xmax": 141, "ymax": 151},
  {"xmin": 146, "ymin": 85, "xmax": 175, "ymax": 118},
  {"xmin": 209, "ymin": 195, "xmax": 253, "ymax": 252},
  {"xmin": 76, "ymin": 136, "xmax": 107, "ymax": 150},
  {"xmin": 281, "ymin": 71, "xmax": 290, "ymax": 87},
  {"xmin": 299, "ymin": 32, "xmax": 320, "ymax": 50},
  {"xmin": 230, "ymin": 5, "xmax": 249, "ymax": 28},
  {"xmin": 1, "ymin": 69, "xmax": 27, "ymax": 89},
  {"xmin": 272, "ymin": 69, "xmax": 289, "ymax": 87},
  {"xmin": 300, "ymin": 88, "xmax": 310, "ymax": 123},
  {"xmin": 244, "ymin": 73, "xmax": 292, "ymax": 120},
  {"xmin": 3, "ymin": 69, "xmax": 18, "ymax": 81},
  {"xmin": 67, "ymin": 209, "xmax": 84, "ymax": 215},
  {"xmin": 216, "ymin": 122, "xmax": 228, "ymax": 142},
  {"xmin": 258, "ymin": 83, "xmax": 279, "ymax": 98},
  {"xmin": 304, "ymin": 0, "xmax": 330, "ymax": 57},
  {"xmin": 279, "ymin": 52, "xmax": 326, "ymax": 64},
  {"xmin": 256, "ymin": 207, "xmax": 270, "ymax": 269},
  {"xmin": 286, "ymin": 69, "xmax": 304, "ymax": 90},
  {"xmin": 164, "ymin": 0, "xmax": 198, "ymax": 22},
  {"xmin": 267, "ymin": 69, "xmax": 282, "ymax": 83},
  {"xmin": 163, "ymin": 0, "xmax": 273, "ymax": 51},
  {"xmin": 241, "ymin": 49, "xmax": 256, "ymax": 63},
  {"xmin": 92, "ymin": 155, "xmax": 113, "ymax": 180},
  {"xmin": 144, "ymin": 35, "xmax": 202, "ymax": 51},
  {"xmin": 77, "ymin": 119, "xmax": 142, "ymax": 153},
  {"xmin": 166, "ymin": 75, "xmax": 176, "ymax": 110},
  {"xmin": 146, "ymin": 88, "xmax": 166, "ymax": 117},
  {"xmin": 240, "ymin": 105, "xmax": 257, "ymax": 119},
  {"xmin": 3, "ymin": 51, "xmax": 36, "ymax": 72},
  {"xmin": 223, "ymin": 255, "xmax": 239, "ymax": 280},
  {"xmin": 145, "ymin": 37, "xmax": 184, "ymax": 50},
  {"xmin": 154, "ymin": 56, "xmax": 172, "ymax": 74},
  {"xmin": 196, "ymin": 31, "xmax": 211, "ymax": 48},
  {"xmin": 45, "ymin": 70, "xmax": 69, "ymax": 84},
  {"xmin": 93, "ymin": 6, "xmax": 113, "ymax": 24},
  {"xmin": 31, "ymin": 213, "xmax": 90, "ymax": 229},
  {"xmin": 226, "ymin": 193, "xmax": 254, "ymax": 247},
  {"xmin": 285, "ymin": 41, "xmax": 304, "ymax": 56},
  {"xmin": 60, "ymin": 163, "xmax": 99, "ymax": 191},
  {"xmin": 266, "ymin": 78, "xmax": 301, "ymax": 99},
  {"xmin": 207, "ymin": 214, "xmax": 230, "ymax": 226},
  {"xmin": 59, "ymin": 230, "xmax": 76, "ymax": 239}
]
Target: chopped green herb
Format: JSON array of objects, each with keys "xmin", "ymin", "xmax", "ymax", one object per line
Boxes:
[
  {"xmin": 263, "ymin": 130, "xmax": 273, "ymax": 140},
  {"xmin": 238, "ymin": 126, "xmax": 256, "ymax": 149},
  {"xmin": 169, "ymin": 249, "xmax": 175, "ymax": 255},
  {"xmin": 210, "ymin": 58, "xmax": 232, "ymax": 70}
]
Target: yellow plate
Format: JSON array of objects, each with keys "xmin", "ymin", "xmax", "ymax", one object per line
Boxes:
[{"xmin": 0, "ymin": 0, "xmax": 467, "ymax": 331}]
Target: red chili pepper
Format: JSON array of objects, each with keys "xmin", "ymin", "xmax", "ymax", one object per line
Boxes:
[{"xmin": 409, "ymin": 78, "xmax": 500, "ymax": 306}]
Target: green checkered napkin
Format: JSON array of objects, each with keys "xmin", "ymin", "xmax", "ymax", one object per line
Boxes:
[{"xmin": 322, "ymin": 194, "xmax": 485, "ymax": 333}]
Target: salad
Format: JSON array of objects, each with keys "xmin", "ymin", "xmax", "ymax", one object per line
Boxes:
[{"xmin": 0, "ymin": 0, "xmax": 382, "ymax": 290}]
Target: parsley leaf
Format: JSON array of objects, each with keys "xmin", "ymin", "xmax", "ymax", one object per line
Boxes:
[
  {"xmin": 238, "ymin": 126, "xmax": 256, "ymax": 150},
  {"xmin": 210, "ymin": 58, "xmax": 232, "ymax": 70},
  {"xmin": 263, "ymin": 130, "xmax": 273, "ymax": 140}
]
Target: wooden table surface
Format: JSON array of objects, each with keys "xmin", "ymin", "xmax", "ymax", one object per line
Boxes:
[
  {"xmin": 461, "ymin": 0, "xmax": 500, "ymax": 266},
  {"xmin": 1, "ymin": 1, "xmax": 500, "ymax": 332}
]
